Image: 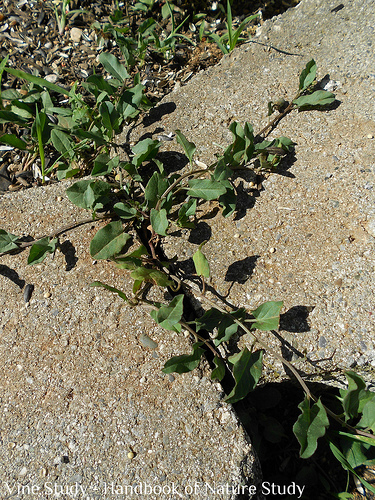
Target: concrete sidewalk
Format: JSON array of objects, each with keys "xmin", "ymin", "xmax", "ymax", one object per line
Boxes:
[{"xmin": 1, "ymin": 0, "xmax": 375, "ymax": 498}]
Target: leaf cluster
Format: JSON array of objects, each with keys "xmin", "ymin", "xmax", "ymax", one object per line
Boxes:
[
  {"xmin": 2, "ymin": 55, "xmax": 366, "ymax": 489},
  {"xmin": 0, "ymin": 52, "xmax": 151, "ymax": 182},
  {"xmin": 293, "ymin": 371, "xmax": 375, "ymax": 495}
]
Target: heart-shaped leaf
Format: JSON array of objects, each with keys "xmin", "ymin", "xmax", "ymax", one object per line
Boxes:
[
  {"xmin": 162, "ymin": 342, "xmax": 204, "ymax": 373},
  {"xmin": 90, "ymin": 221, "xmax": 131, "ymax": 260}
]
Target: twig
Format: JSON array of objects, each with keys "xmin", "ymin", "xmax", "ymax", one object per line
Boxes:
[{"xmin": 0, "ymin": 213, "xmax": 113, "ymax": 256}]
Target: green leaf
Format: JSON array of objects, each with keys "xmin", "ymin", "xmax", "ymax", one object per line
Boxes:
[
  {"xmin": 219, "ymin": 185, "xmax": 236, "ymax": 217},
  {"xmin": 337, "ymin": 431, "xmax": 375, "ymax": 449},
  {"xmin": 11, "ymin": 100, "xmax": 34, "ymax": 119},
  {"xmin": 192, "ymin": 242, "xmax": 210, "ymax": 278},
  {"xmin": 213, "ymin": 160, "xmax": 232, "ymax": 182},
  {"xmin": 144, "ymin": 171, "xmax": 169, "ymax": 208},
  {"xmin": 162, "ymin": 342, "xmax": 204, "ymax": 374},
  {"xmin": 28, "ymin": 237, "xmax": 58, "ymax": 265},
  {"xmin": 91, "ymin": 154, "xmax": 120, "ymax": 176},
  {"xmin": 0, "ymin": 110, "xmax": 30, "ymax": 125},
  {"xmin": 339, "ymin": 430, "xmax": 375, "ymax": 469},
  {"xmin": 86, "ymin": 74, "xmax": 117, "ymax": 95},
  {"xmin": 100, "ymin": 99, "xmax": 121, "ymax": 137},
  {"xmin": 195, "ymin": 307, "xmax": 224, "ymax": 332},
  {"xmin": 66, "ymin": 180, "xmax": 112, "ymax": 210},
  {"xmin": 299, "ymin": 59, "xmax": 317, "ymax": 91},
  {"xmin": 114, "ymin": 245, "xmax": 148, "ymax": 270},
  {"xmin": 56, "ymin": 162, "xmax": 80, "ymax": 180},
  {"xmin": 251, "ymin": 301, "xmax": 283, "ymax": 331},
  {"xmin": 117, "ymin": 84, "xmax": 145, "ymax": 120},
  {"xmin": 195, "ymin": 307, "xmax": 245, "ymax": 346},
  {"xmin": 224, "ymin": 121, "xmax": 254, "ymax": 166},
  {"xmin": 131, "ymin": 138, "xmax": 161, "ymax": 167},
  {"xmin": 74, "ymin": 129, "xmax": 107, "ymax": 146},
  {"xmin": 341, "ymin": 371, "xmax": 373, "ymax": 421},
  {"xmin": 214, "ymin": 308, "xmax": 246, "ymax": 346},
  {"xmin": 91, "ymin": 281, "xmax": 130, "ymax": 303},
  {"xmin": 211, "ymin": 356, "xmax": 226, "ymax": 381},
  {"xmin": 0, "ymin": 134, "xmax": 28, "ymax": 150},
  {"xmin": 90, "ymin": 221, "xmax": 131, "ymax": 260},
  {"xmin": 228, "ymin": 12, "xmax": 259, "ymax": 51},
  {"xmin": 150, "ymin": 294, "xmax": 184, "ymax": 333},
  {"xmin": 150, "ymin": 208, "xmax": 168, "ymax": 236},
  {"xmin": 329, "ymin": 441, "xmax": 375, "ymax": 495},
  {"xmin": 4, "ymin": 66, "xmax": 70, "ymax": 95},
  {"xmin": 175, "ymin": 129, "xmax": 196, "ymax": 164},
  {"xmin": 224, "ymin": 348, "xmax": 263, "ymax": 404},
  {"xmin": 51, "ymin": 129, "xmax": 75, "ymax": 158},
  {"xmin": 1, "ymin": 89, "xmax": 21, "ymax": 100},
  {"xmin": 293, "ymin": 397, "xmax": 329, "ymax": 459},
  {"xmin": 98, "ymin": 52, "xmax": 130, "ymax": 82},
  {"xmin": 177, "ymin": 198, "xmax": 196, "ymax": 228},
  {"xmin": 187, "ymin": 178, "xmax": 227, "ymax": 200},
  {"xmin": 358, "ymin": 397, "xmax": 375, "ymax": 432},
  {"xmin": 130, "ymin": 267, "xmax": 175, "ymax": 288},
  {"xmin": 0, "ymin": 55, "xmax": 10, "ymax": 101},
  {"xmin": 0, "ymin": 229, "xmax": 20, "ymax": 253},
  {"xmin": 113, "ymin": 203, "xmax": 138, "ymax": 220},
  {"xmin": 293, "ymin": 90, "xmax": 335, "ymax": 108}
]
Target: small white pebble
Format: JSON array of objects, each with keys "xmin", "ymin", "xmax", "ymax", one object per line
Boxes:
[
  {"xmin": 44, "ymin": 292, "xmax": 51, "ymax": 298},
  {"xmin": 57, "ymin": 196, "xmax": 63, "ymax": 201},
  {"xmin": 18, "ymin": 467, "xmax": 27, "ymax": 477},
  {"xmin": 269, "ymin": 247, "xmax": 276, "ymax": 253},
  {"xmin": 8, "ymin": 442, "xmax": 16, "ymax": 449},
  {"xmin": 40, "ymin": 468, "xmax": 48, "ymax": 477},
  {"xmin": 233, "ymin": 233, "xmax": 240, "ymax": 238},
  {"xmin": 367, "ymin": 134, "xmax": 374, "ymax": 139},
  {"xmin": 127, "ymin": 451, "xmax": 135, "ymax": 459}
]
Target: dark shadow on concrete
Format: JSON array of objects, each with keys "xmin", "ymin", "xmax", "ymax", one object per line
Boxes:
[
  {"xmin": 280, "ymin": 305, "xmax": 313, "ymax": 333},
  {"xmin": 142, "ymin": 102, "xmax": 176, "ymax": 127},
  {"xmin": 59, "ymin": 240, "xmax": 78, "ymax": 271},
  {"xmin": 224, "ymin": 255, "xmax": 259, "ymax": 284},
  {"xmin": 0, "ymin": 264, "xmax": 25, "ymax": 288},
  {"xmin": 188, "ymin": 221, "xmax": 212, "ymax": 245},
  {"xmin": 156, "ymin": 151, "xmax": 189, "ymax": 174}
]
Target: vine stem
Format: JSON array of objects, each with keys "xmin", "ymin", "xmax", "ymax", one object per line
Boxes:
[
  {"xmin": 256, "ymin": 87, "xmax": 305, "ymax": 140},
  {"xmin": 182, "ymin": 283, "xmax": 375, "ymax": 440},
  {"xmin": 133, "ymin": 297, "xmax": 226, "ymax": 361},
  {"xmin": 0, "ymin": 213, "xmax": 114, "ymax": 256},
  {"xmin": 155, "ymin": 168, "xmax": 210, "ymax": 212}
]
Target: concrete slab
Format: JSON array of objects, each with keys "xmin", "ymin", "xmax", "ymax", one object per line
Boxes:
[
  {"xmin": 121, "ymin": 0, "xmax": 375, "ymax": 383},
  {"xmin": 1, "ymin": 0, "xmax": 375, "ymax": 497},
  {"xmin": 0, "ymin": 181, "xmax": 259, "ymax": 499}
]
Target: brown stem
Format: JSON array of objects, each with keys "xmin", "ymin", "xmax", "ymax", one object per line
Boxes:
[
  {"xmin": 1, "ymin": 213, "xmax": 114, "ymax": 256},
  {"xmin": 155, "ymin": 168, "xmax": 210, "ymax": 212},
  {"xmin": 185, "ymin": 286, "xmax": 375, "ymax": 440},
  {"xmin": 256, "ymin": 100, "xmax": 296, "ymax": 139}
]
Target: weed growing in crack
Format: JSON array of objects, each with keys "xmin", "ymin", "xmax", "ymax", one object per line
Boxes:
[{"xmin": 1, "ymin": 53, "xmax": 374, "ymax": 497}]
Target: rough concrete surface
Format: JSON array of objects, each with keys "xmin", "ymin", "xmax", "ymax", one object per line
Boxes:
[
  {"xmin": 1, "ymin": 0, "xmax": 375, "ymax": 498},
  {"xmin": 0, "ymin": 181, "xmax": 259, "ymax": 499},
  {"xmin": 122, "ymin": 0, "xmax": 375, "ymax": 382}
]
